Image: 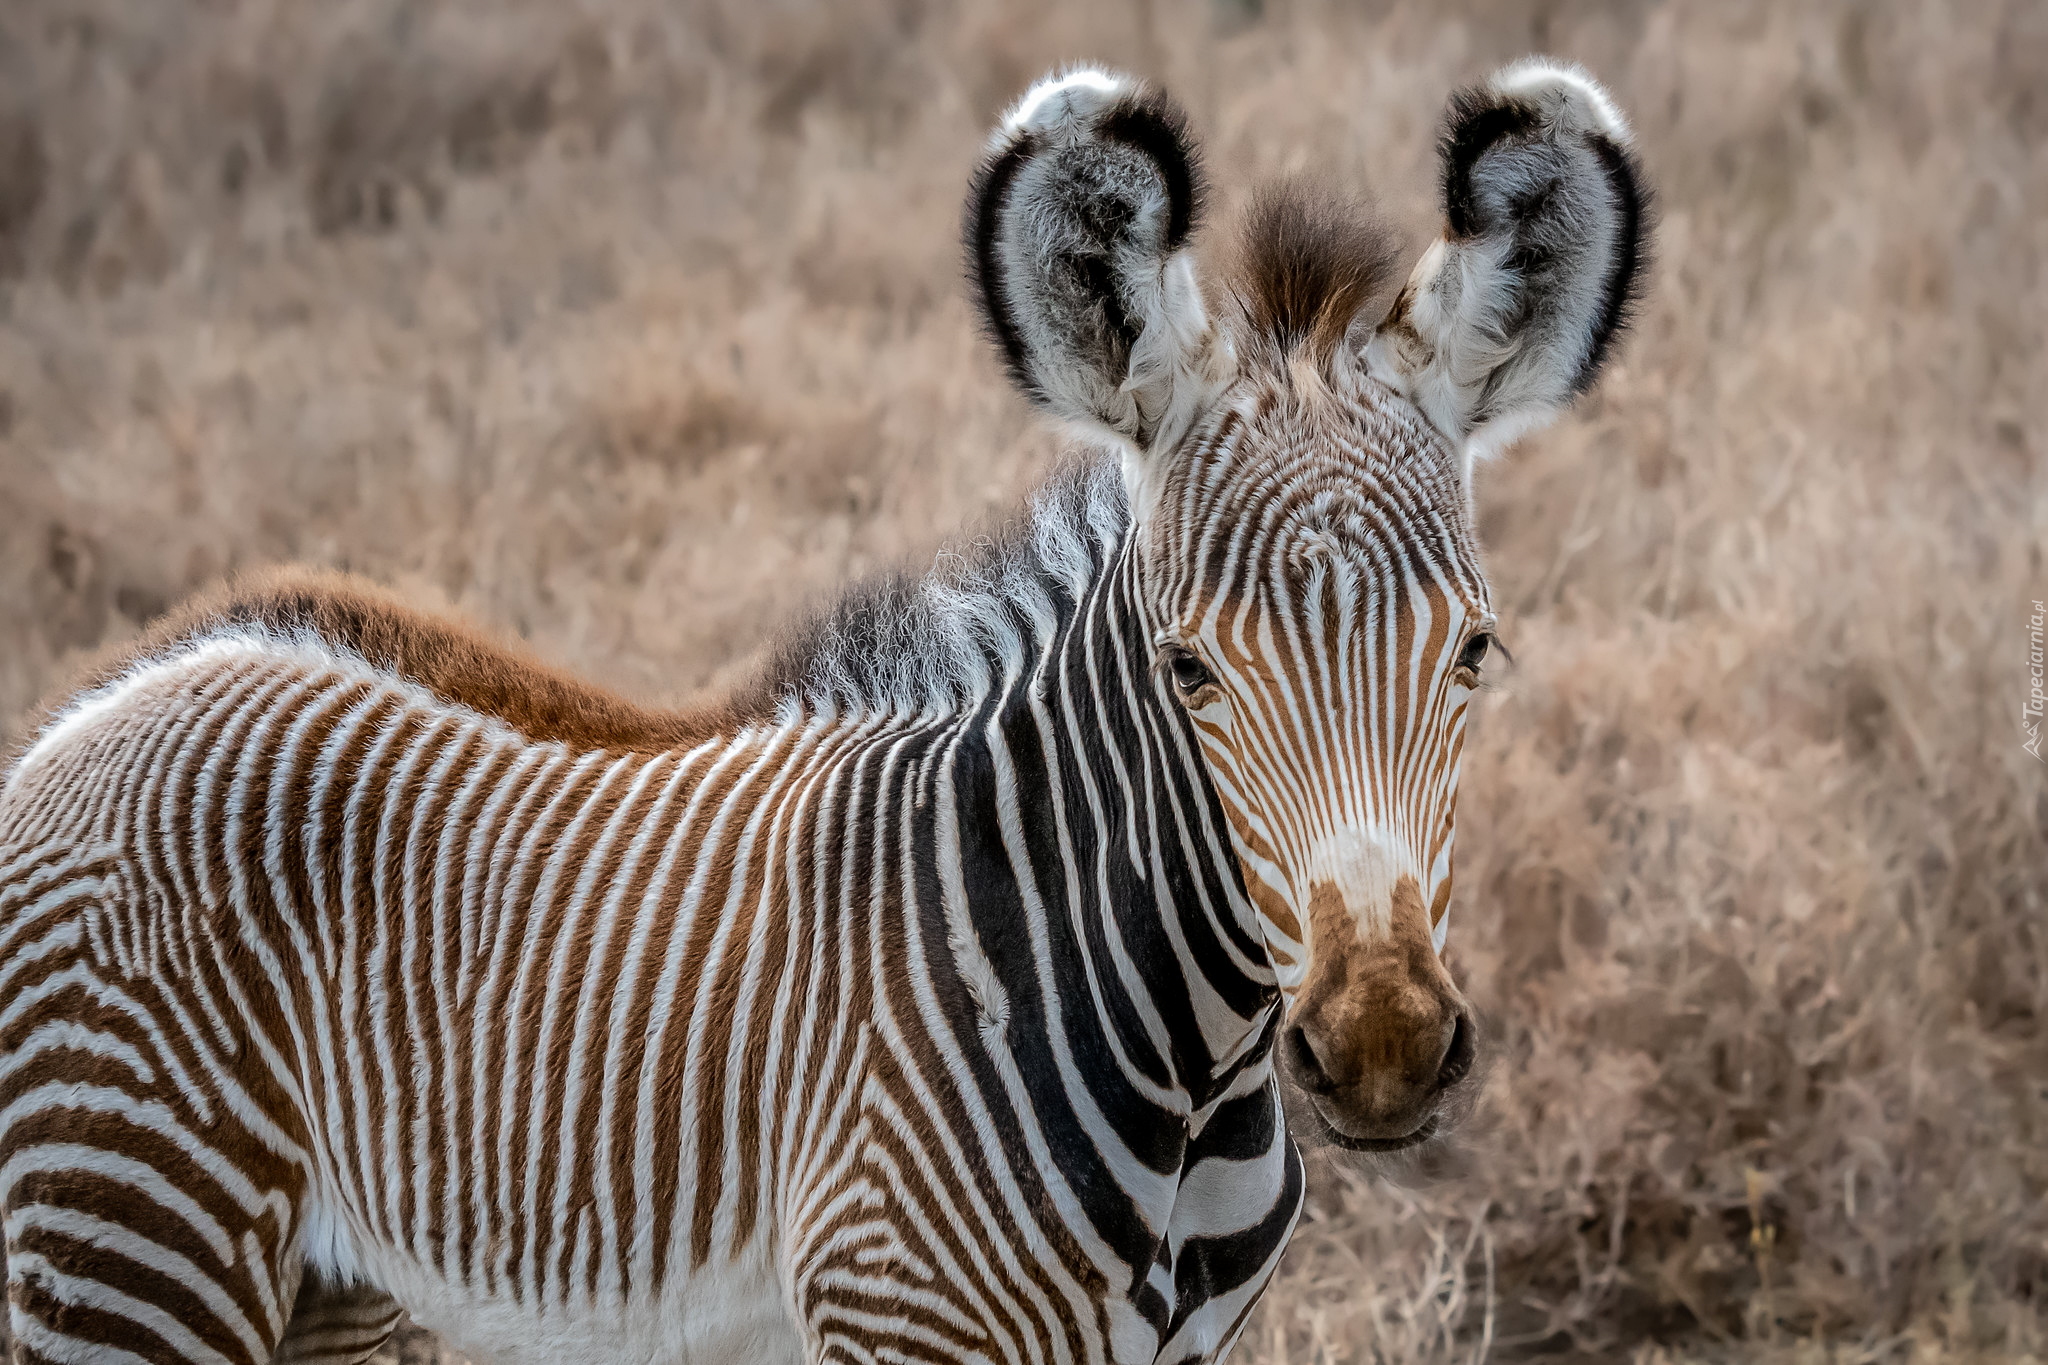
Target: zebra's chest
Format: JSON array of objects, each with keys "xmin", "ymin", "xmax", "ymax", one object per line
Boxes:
[
  {"xmin": 766, "ymin": 1019, "xmax": 1301, "ymax": 1363},
  {"xmin": 1146, "ymin": 1072, "xmax": 1306, "ymax": 1362}
]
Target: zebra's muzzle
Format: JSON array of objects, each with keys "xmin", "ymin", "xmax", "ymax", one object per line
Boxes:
[{"xmin": 1278, "ymin": 875, "xmax": 1475, "ymax": 1147}]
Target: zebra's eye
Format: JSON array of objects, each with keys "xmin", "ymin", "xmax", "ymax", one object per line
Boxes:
[
  {"xmin": 1456, "ymin": 632, "xmax": 1492, "ymax": 676},
  {"xmin": 1165, "ymin": 648, "xmax": 1218, "ymax": 703}
]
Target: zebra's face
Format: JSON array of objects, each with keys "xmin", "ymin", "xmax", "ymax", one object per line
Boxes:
[
  {"xmin": 968, "ymin": 63, "xmax": 1647, "ymax": 1147},
  {"xmin": 1141, "ymin": 375, "xmax": 1490, "ymax": 1149}
]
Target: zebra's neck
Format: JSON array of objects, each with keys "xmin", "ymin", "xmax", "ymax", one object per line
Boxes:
[
  {"xmin": 746, "ymin": 457, "xmax": 1139, "ymax": 722},
  {"xmin": 993, "ymin": 536, "xmax": 1281, "ymax": 1102},
  {"xmin": 868, "ymin": 462, "xmax": 1281, "ymax": 1299},
  {"xmin": 764, "ymin": 455, "xmax": 1279, "ymax": 1105}
]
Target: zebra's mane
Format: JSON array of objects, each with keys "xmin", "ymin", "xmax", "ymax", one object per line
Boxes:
[
  {"xmin": 6, "ymin": 566, "xmax": 735, "ymax": 775},
  {"xmin": 741, "ymin": 454, "xmax": 1132, "ymax": 721}
]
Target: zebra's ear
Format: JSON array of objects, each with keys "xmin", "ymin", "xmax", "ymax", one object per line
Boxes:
[
  {"xmin": 966, "ymin": 68, "xmax": 1233, "ymax": 472},
  {"xmin": 1365, "ymin": 59, "xmax": 1650, "ymax": 469}
]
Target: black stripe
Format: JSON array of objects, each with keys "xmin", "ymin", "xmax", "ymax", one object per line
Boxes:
[
  {"xmin": 964, "ymin": 133, "xmax": 1043, "ymax": 399},
  {"xmin": 1571, "ymin": 133, "xmax": 1652, "ymax": 395},
  {"xmin": 1096, "ymin": 90, "xmax": 1205, "ymax": 251},
  {"xmin": 1438, "ymin": 87, "xmax": 1539, "ymax": 239}
]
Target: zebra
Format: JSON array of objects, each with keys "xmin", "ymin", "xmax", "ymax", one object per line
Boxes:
[{"xmin": 0, "ymin": 57, "xmax": 1647, "ymax": 1365}]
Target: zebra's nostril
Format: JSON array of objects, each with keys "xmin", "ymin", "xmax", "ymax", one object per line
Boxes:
[
  {"xmin": 1436, "ymin": 1012, "xmax": 1476, "ymax": 1090},
  {"xmin": 1284, "ymin": 1025, "xmax": 1337, "ymax": 1094}
]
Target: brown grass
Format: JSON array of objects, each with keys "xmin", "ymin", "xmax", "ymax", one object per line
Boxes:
[{"xmin": 1, "ymin": 1, "xmax": 2043, "ymax": 1361}]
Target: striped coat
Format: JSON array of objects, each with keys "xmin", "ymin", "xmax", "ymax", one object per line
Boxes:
[
  {"xmin": 0, "ymin": 462, "xmax": 1294, "ymax": 1363},
  {"xmin": 0, "ymin": 56, "xmax": 1646, "ymax": 1365}
]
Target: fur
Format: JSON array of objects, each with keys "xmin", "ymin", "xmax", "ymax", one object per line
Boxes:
[
  {"xmin": 0, "ymin": 55, "xmax": 1652, "ymax": 1365},
  {"xmin": 9, "ymin": 568, "xmax": 733, "ymax": 772},
  {"xmin": 964, "ymin": 68, "xmax": 1231, "ymax": 458},
  {"xmin": 1364, "ymin": 58, "xmax": 1652, "ymax": 464},
  {"xmin": 1230, "ymin": 181, "xmax": 1401, "ymax": 370},
  {"xmin": 740, "ymin": 455, "xmax": 1128, "ymax": 719}
]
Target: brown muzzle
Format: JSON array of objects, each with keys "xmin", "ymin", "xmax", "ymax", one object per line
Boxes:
[{"xmin": 1280, "ymin": 875, "xmax": 1474, "ymax": 1148}]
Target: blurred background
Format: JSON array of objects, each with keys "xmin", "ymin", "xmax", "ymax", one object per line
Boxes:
[{"xmin": 1, "ymin": 0, "xmax": 2043, "ymax": 1360}]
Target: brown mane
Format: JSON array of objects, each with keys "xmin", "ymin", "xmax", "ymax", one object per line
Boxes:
[
  {"xmin": 27, "ymin": 568, "xmax": 736, "ymax": 757},
  {"xmin": 1230, "ymin": 180, "xmax": 1401, "ymax": 369}
]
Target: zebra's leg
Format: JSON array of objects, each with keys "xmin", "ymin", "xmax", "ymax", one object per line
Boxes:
[
  {"xmin": 0, "ymin": 944, "xmax": 308, "ymax": 1360},
  {"xmin": 0, "ymin": 1124, "xmax": 306, "ymax": 1364},
  {"xmin": 268, "ymin": 1271, "xmax": 405, "ymax": 1365}
]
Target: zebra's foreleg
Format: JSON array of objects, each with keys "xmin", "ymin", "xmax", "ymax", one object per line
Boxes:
[
  {"xmin": 0, "ymin": 946, "xmax": 308, "ymax": 1362},
  {"xmin": 268, "ymin": 1271, "xmax": 404, "ymax": 1365}
]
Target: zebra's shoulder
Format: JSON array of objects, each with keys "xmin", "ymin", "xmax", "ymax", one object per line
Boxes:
[{"xmin": 10, "ymin": 568, "xmax": 733, "ymax": 774}]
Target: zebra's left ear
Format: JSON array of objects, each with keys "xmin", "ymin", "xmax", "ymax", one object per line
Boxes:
[
  {"xmin": 966, "ymin": 69, "xmax": 1233, "ymax": 492},
  {"xmin": 1365, "ymin": 59, "xmax": 1651, "ymax": 470}
]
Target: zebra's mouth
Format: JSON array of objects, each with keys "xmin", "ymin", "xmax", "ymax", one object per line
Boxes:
[{"xmin": 1291, "ymin": 1102, "xmax": 1441, "ymax": 1153}]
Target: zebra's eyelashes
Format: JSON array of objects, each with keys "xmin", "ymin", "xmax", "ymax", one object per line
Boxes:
[
  {"xmin": 1455, "ymin": 630, "xmax": 1509, "ymax": 681},
  {"xmin": 1159, "ymin": 645, "xmax": 1221, "ymax": 706}
]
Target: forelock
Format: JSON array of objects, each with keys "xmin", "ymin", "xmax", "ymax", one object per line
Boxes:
[{"xmin": 1229, "ymin": 181, "xmax": 1401, "ymax": 371}]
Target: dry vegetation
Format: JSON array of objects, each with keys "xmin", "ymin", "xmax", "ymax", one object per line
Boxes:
[{"xmin": 1, "ymin": 0, "xmax": 2043, "ymax": 1361}]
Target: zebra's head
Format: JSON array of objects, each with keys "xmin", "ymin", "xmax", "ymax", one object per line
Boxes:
[{"xmin": 968, "ymin": 63, "xmax": 1647, "ymax": 1149}]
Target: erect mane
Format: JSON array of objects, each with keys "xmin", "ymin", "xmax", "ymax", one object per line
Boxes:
[
  {"xmin": 29, "ymin": 569, "xmax": 732, "ymax": 757},
  {"xmin": 14, "ymin": 463, "xmax": 1133, "ymax": 764},
  {"xmin": 1230, "ymin": 180, "xmax": 1401, "ymax": 369},
  {"xmin": 735, "ymin": 455, "xmax": 1130, "ymax": 720}
]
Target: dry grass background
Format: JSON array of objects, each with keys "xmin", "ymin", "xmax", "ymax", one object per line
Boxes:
[{"xmin": 0, "ymin": 0, "xmax": 2043, "ymax": 1360}]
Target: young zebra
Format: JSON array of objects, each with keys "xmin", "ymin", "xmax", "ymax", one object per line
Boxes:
[{"xmin": 0, "ymin": 59, "xmax": 1647, "ymax": 1365}]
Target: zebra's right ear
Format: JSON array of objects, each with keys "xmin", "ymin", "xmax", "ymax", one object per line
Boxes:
[{"xmin": 966, "ymin": 69, "xmax": 1233, "ymax": 474}]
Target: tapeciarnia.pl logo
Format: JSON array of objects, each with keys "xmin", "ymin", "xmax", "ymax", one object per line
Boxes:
[{"xmin": 2026, "ymin": 599, "xmax": 2045, "ymax": 762}]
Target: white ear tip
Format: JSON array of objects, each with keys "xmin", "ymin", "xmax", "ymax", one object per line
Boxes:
[
  {"xmin": 1489, "ymin": 57, "xmax": 1631, "ymax": 145},
  {"xmin": 1003, "ymin": 66, "xmax": 1137, "ymax": 138}
]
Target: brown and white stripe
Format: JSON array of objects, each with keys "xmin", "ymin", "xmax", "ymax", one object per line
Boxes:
[{"xmin": 0, "ymin": 56, "xmax": 1645, "ymax": 1365}]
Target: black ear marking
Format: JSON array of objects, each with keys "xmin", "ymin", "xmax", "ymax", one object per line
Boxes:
[
  {"xmin": 1572, "ymin": 133, "xmax": 1651, "ymax": 395},
  {"xmin": 1370, "ymin": 60, "xmax": 1653, "ymax": 453},
  {"xmin": 1440, "ymin": 89, "xmax": 1540, "ymax": 240},
  {"xmin": 963, "ymin": 82, "xmax": 1205, "ymax": 394},
  {"xmin": 965, "ymin": 132, "xmax": 1043, "ymax": 400},
  {"xmin": 1095, "ymin": 90, "xmax": 1204, "ymax": 252},
  {"xmin": 1434, "ymin": 68, "xmax": 1653, "ymax": 402}
]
